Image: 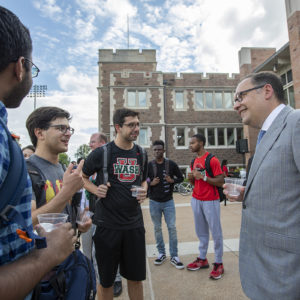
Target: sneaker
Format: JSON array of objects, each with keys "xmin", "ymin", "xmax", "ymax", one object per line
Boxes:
[
  {"xmin": 154, "ymin": 254, "xmax": 166, "ymax": 265},
  {"xmin": 113, "ymin": 280, "xmax": 122, "ymax": 297},
  {"xmin": 170, "ymin": 257, "xmax": 184, "ymax": 270},
  {"xmin": 186, "ymin": 257, "xmax": 209, "ymax": 271},
  {"xmin": 209, "ymin": 263, "xmax": 224, "ymax": 280}
]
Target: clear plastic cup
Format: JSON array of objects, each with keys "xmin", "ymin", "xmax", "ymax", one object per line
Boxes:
[
  {"xmin": 76, "ymin": 207, "xmax": 94, "ymax": 225},
  {"xmin": 224, "ymin": 178, "xmax": 244, "ymax": 197},
  {"xmin": 132, "ymin": 185, "xmax": 143, "ymax": 197},
  {"xmin": 37, "ymin": 213, "xmax": 68, "ymax": 232}
]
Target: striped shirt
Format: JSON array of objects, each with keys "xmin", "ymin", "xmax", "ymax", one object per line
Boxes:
[{"xmin": 0, "ymin": 101, "xmax": 34, "ymax": 266}]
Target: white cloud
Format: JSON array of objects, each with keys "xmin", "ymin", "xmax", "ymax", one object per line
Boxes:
[
  {"xmin": 7, "ymin": 66, "xmax": 99, "ymax": 159},
  {"xmin": 33, "ymin": 0, "xmax": 63, "ymax": 21}
]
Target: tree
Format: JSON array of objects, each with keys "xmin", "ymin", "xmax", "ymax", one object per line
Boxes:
[
  {"xmin": 75, "ymin": 144, "xmax": 90, "ymax": 160},
  {"xmin": 59, "ymin": 153, "xmax": 70, "ymax": 167}
]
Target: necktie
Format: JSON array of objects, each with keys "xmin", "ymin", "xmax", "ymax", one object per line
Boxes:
[{"xmin": 257, "ymin": 130, "xmax": 266, "ymax": 145}]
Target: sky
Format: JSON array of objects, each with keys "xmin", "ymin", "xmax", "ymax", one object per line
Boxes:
[{"xmin": 1, "ymin": 0, "xmax": 289, "ymax": 159}]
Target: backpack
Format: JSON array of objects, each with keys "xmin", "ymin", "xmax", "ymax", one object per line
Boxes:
[
  {"xmin": 150, "ymin": 158, "xmax": 169, "ymax": 178},
  {"xmin": 0, "ymin": 118, "xmax": 46, "ymax": 248},
  {"xmin": 25, "ymin": 159, "xmax": 96, "ymax": 300},
  {"xmin": 191, "ymin": 153, "xmax": 226, "ymax": 202},
  {"xmin": 31, "ymin": 249, "xmax": 96, "ymax": 300},
  {"xmin": 89, "ymin": 142, "xmax": 147, "ymax": 212}
]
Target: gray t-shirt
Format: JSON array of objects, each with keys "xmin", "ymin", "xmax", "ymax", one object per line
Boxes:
[{"xmin": 28, "ymin": 154, "xmax": 72, "ymax": 218}]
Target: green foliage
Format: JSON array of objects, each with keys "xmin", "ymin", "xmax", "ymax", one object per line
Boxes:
[
  {"xmin": 75, "ymin": 144, "xmax": 90, "ymax": 160},
  {"xmin": 59, "ymin": 153, "xmax": 70, "ymax": 167}
]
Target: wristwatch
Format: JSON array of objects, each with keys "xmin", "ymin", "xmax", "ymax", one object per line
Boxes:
[{"xmin": 203, "ymin": 175, "xmax": 207, "ymax": 182}]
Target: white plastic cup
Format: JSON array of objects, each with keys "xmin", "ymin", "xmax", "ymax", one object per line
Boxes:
[
  {"xmin": 132, "ymin": 185, "xmax": 143, "ymax": 197},
  {"xmin": 224, "ymin": 178, "xmax": 244, "ymax": 197},
  {"xmin": 37, "ymin": 213, "xmax": 68, "ymax": 232}
]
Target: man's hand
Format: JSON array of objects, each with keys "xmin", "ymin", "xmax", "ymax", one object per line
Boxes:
[
  {"xmin": 192, "ymin": 169, "xmax": 204, "ymax": 180},
  {"xmin": 136, "ymin": 187, "xmax": 147, "ymax": 204},
  {"xmin": 165, "ymin": 175, "xmax": 174, "ymax": 183},
  {"xmin": 35, "ymin": 222, "xmax": 76, "ymax": 265},
  {"xmin": 76, "ymin": 207, "xmax": 93, "ymax": 233},
  {"xmin": 187, "ymin": 172, "xmax": 195, "ymax": 185},
  {"xmin": 77, "ymin": 217, "xmax": 92, "ymax": 233},
  {"xmin": 223, "ymin": 183, "xmax": 245, "ymax": 202},
  {"xmin": 95, "ymin": 182, "xmax": 111, "ymax": 198},
  {"xmin": 62, "ymin": 160, "xmax": 84, "ymax": 198},
  {"xmin": 150, "ymin": 177, "xmax": 160, "ymax": 186}
]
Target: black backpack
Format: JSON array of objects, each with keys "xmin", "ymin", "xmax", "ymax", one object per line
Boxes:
[
  {"xmin": 150, "ymin": 158, "xmax": 169, "ymax": 178},
  {"xmin": 89, "ymin": 142, "xmax": 147, "ymax": 212},
  {"xmin": 191, "ymin": 153, "xmax": 226, "ymax": 202}
]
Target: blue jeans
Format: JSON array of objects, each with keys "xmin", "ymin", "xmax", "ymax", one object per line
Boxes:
[{"xmin": 149, "ymin": 199, "xmax": 178, "ymax": 257}]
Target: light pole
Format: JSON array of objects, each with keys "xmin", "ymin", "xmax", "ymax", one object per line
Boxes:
[{"xmin": 27, "ymin": 85, "xmax": 47, "ymax": 110}]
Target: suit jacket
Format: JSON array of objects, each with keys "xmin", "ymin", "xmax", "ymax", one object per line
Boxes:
[{"xmin": 240, "ymin": 106, "xmax": 300, "ymax": 300}]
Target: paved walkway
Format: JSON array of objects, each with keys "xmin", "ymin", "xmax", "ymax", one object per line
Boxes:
[{"xmin": 117, "ymin": 193, "xmax": 248, "ymax": 300}]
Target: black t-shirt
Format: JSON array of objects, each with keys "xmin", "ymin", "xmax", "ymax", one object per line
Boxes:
[
  {"xmin": 82, "ymin": 141, "xmax": 148, "ymax": 230},
  {"xmin": 148, "ymin": 159, "xmax": 184, "ymax": 202}
]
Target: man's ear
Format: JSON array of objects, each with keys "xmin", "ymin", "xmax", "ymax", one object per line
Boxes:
[
  {"xmin": 264, "ymin": 83, "xmax": 274, "ymax": 100},
  {"xmin": 115, "ymin": 124, "xmax": 121, "ymax": 133},
  {"xmin": 14, "ymin": 57, "xmax": 25, "ymax": 82},
  {"xmin": 34, "ymin": 128, "xmax": 45, "ymax": 143}
]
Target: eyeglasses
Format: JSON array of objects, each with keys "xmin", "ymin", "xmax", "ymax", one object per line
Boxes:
[
  {"xmin": 48, "ymin": 125, "xmax": 75, "ymax": 135},
  {"xmin": 122, "ymin": 122, "xmax": 140, "ymax": 129},
  {"xmin": 24, "ymin": 58, "xmax": 40, "ymax": 78},
  {"xmin": 234, "ymin": 84, "xmax": 265, "ymax": 103}
]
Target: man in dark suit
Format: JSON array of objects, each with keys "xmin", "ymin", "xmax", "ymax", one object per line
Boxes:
[{"xmin": 225, "ymin": 71, "xmax": 300, "ymax": 299}]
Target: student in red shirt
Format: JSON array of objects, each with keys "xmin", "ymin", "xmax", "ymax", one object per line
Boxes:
[{"xmin": 187, "ymin": 134, "xmax": 225, "ymax": 280}]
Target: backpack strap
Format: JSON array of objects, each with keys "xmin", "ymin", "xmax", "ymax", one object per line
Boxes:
[
  {"xmin": 204, "ymin": 153, "xmax": 215, "ymax": 178},
  {"xmin": 26, "ymin": 159, "xmax": 46, "ymax": 208},
  {"xmin": 151, "ymin": 160, "xmax": 157, "ymax": 178},
  {"xmin": 0, "ymin": 119, "xmax": 46, "ymax": 248},
  {"xmin": 136, "ymin": 144, "xmax": 146, "ymax": 176},
  {"xmin": 190, "ymin": 158, "xmax": 195, "ymax": 170},
  {"xmin": 0, "ymin": 118, "xmax": 27, "ymax": 213},
  {"xmin": 165, "ymin": 158, "xmax": 170, "ymax": 175},
  {"xmin": 102, "ymin": 142, "xmax": 112, "ymax": 185}
]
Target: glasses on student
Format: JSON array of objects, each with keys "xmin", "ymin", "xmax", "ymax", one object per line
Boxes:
[
  {"xmin": 234, "ymin": 84, "xmax": 265, "ymax": 103},
  {"xmin": 123, "ymin": 122, "xmax": 140, "ymax": 129},
  {"xmin": 24, "ymin": 58, "xmax": 40, "ymax": 78},
  {"xmin": 48, "ymin": 125, "xmax": 75, "ymax": 135},
  {"xmin": 12, "ymin": 57, "xmax": 40, "ymax": 78}
]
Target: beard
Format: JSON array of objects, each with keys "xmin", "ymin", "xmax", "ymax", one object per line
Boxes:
[{"xmin": 3, "ymin": 72, "xmax": 32, "ymax": 108}]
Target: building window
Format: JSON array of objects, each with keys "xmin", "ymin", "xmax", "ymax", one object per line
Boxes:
[
  {"xmin": 227, "ymin": 128, "xmax": 235, "ymax": 146},
  {"xmin": 176, "ymin": 128, "xmax": 186, "ymax": 147},
  {"xmin": 205, "ymin": 92, "xmax": 213, "ymax": 109},
  {"xmin": 127, "ymin": 90, "xmax": 147, "ymax": 108},
  {"xmin": 196, "ymin": 127, "xmax": 243, "ymax": 148},
  {"xmin": 195, "ymin": 92, "xmax": 204, "ymax": 109},
  {"xmin": 281, "ymin": 70, "xmax": 295, "ymax": 108},
  {"xmin": 215, "ymin": 92, "xmax": 223, "ymax": 109},
  {"xmin": 194, "ymin": 91, "xmax": 233, "ymax": 110},
  {"xmin": 207, "ymin": 128, "xmax": 215, "ymax": 146},
  {"xmin": 175, "ymin": 92, "xmax": 184, "ymax": 109},
  {"xmin": 224, "ymin": 92, "xmax": 233, "ymax": 109},
  {"xmin": 138, "ymin": 128, "xmax": 148, "ymax": 146}
]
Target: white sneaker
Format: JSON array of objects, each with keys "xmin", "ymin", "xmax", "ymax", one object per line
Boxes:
[
  {"xmin": 170, "ymin": 256, "xmax": 184, "ymax": 269},
  {"xmin": 154, "ymin": 254, "xmax": 166, "ymax": 265}
]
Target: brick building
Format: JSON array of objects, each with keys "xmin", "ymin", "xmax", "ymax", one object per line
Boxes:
[
  {"xmin": 97, "ymin": 50, "xmax": 244, "ymax": 175},
  {"xmin": 239, "ymin": 0, "xmax": 300, "ymax": 161},
  {"xmin": 97, "ymin": 0, "xmax": 300, "ymax": 174}
]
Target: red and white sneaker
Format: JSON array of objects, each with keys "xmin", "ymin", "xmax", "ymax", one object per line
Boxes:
[
  {"xmin": 186, "ymin": 257, "xmax": 209, "ymax": 271},
  {"xmin": 209, "ymin": 263, "xmax": 224, "ymax": 280}
]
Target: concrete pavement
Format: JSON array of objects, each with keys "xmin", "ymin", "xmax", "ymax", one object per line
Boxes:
[{"xmin": 117, "ymin": 193, "xmax": 248, "ymax": 300}]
